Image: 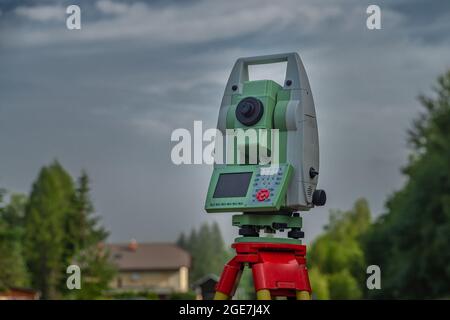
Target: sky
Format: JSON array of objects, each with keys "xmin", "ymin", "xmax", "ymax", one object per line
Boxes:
[{"xmin": 1, "ymin": 0, "xmax": 450, "ymax": 245}]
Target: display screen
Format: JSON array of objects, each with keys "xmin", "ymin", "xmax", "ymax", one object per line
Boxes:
[{"xmin": 213, "ymin": 172, "xmax": 252, "ymax": 198}]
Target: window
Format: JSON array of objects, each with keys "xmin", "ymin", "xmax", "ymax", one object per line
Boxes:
[{"xmin": 131, "ymin": 273, "xmax": 141, "ymax": 281}]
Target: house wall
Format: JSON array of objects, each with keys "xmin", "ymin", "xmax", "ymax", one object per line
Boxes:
[
  {"xmin": 110, "ymin": 267, "xmax": 189, "ymax": 293},
  {"xmin": 179, "ymin": 266, "xmax": 188, "ymax": 292}
]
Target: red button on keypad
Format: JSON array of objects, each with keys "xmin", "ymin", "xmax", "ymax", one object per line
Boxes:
[{"xmin": 256, "ymin": 189, "xmax": 270, "ymax": 201}]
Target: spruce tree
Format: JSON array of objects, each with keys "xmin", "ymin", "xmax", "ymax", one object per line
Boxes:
[
  {"xmin": 24, "ymin": 161, "xmax": 75, "ymax": 299},
  {"xmin": 66, "ymin": 171, "xmax": 108, "ymax": 254},
  {"xmin": 67, "ymin": 170, "xmax": 114, "ymax": 299},
  {"xmin": 176, "ymin": 232, "xmax": 187, "ymax": 250},
  {"xmin": 0, "ymin": 191, "xmax": 29, "ymax": 290},
  {"xmin": 179, "ymin": 222, "xmax": 229, "ymax": 283},
  {"xmin": 210, "ymin": 222, "xmax": 228, "ymax": 274}
]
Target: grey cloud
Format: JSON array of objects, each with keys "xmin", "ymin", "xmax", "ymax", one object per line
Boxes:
[
  {"xmin": 14, "ymin": 4, "xmax": 65, "ymax": 22},
  {"xmin": 1, "ymin": 0, "xmax": 450, "ymax": 245}
]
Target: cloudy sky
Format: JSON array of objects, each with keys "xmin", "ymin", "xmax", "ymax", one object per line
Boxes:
[{"xmin": 1, "ymin": 0, "xmax": 450, "ymax": 245}]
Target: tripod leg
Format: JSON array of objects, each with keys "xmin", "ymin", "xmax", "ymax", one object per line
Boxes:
[
  {"xmin": 296, "ymin": 290, "xmax": 311, "ymax": 300},
  {"xmin": 214, "ymin": 291, "xmax": 230, "ymax": 300},
  {"xmin": 252, "ymin": 264, "xmax": 272, "ymax": 300},
  {"xmin": 214, "ymin": 256, "xmax": 243, "ymax": 300},
  {"xmin": 256, "ymin": 289, "xmax": 271, "ymax": 300}
]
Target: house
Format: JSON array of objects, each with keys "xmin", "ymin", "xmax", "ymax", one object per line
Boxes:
[
  {"xmin": 107, "ymin": 240, "xmax": 191, "ymax": 296},
  {"xmin": 0, "ymin": 287, "xmax": 40, "ymax": 300}
]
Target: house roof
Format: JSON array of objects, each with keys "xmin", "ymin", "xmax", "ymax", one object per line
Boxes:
[
  {"xmin": 107, "ymin": 242, "xmax": 191, "ymax": 271},
  {"xmin": 0, "ymin": 287, "xmax": 40, "ymax": 300}
]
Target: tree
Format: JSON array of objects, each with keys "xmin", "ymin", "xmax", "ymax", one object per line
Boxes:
[
  {"xmin": 23, "ymin": 161, "xmax": 113, "ymax": 299},
  {"xmin": 308, "ymin": 198, "xmax": 371, "ymax": 299},
  {"xmin": 176, "ymin": 232, "xmax": 187, "ymax": 250},
  {"xmin": 364, "ymin": 71, "xmax": 450, "ymax": 299},
  {"xmin": 0, "ymin": 190, "xmax": 29, "ymax": 290},
  {"xmin": 71, "ymin": 171, "xmax": 109, "ymax": 248},
  {"xmin": 24, "ymin": 161, "xmax": 75, "ymax": 299},
  {"xmin": 186, "ymin": 229, "xmax": 198, "ymax": 256},
  {"xmin": 67, "ymin": 243, "xmax": 116, "ymax": 300},
  {"xmin": 191, "ymin": 223, "xmax": 213, "ymax": 281},
  {"xmin": 209, "ymin": 222, "xmax": 228, "ymax": 275},
  {"xmin": 327, "ymin": 270, "xmax": 361, "ymax": 299},
  {"xmin": 307, "ymin": 268, "xmax": 329, "ymax": 300},
  {"xmin": 177, "ymin": 222, "xmax": 229, "ymax": 283},
  {"xmin": 66, "ymin": 171, "xmax": 115, "ymax": 299}
]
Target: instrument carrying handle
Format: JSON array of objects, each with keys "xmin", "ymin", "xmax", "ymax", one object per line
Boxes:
[{"xmin": 225, "ymin": 52, "xmax": 307, "ymax": 91}]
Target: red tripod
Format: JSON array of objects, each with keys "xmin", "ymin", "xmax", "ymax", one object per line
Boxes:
[{"xmin": 214, "ymin": 241, "xmax": 312, "ymax": 300}]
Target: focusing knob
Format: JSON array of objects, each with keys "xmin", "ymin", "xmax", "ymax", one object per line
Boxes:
[
  {"xmin": 236, "ymin": 97, "xmax": 264, "ymax": 126},
  {"xmin": 309, "ymin": 167, "xmax": 319, "ymax": 179},
  {"xmin": 312, "ymin": 189, "xmax": 326, "ymax": 206}
]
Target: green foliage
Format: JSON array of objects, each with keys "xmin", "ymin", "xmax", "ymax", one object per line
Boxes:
[
  {"xmin": 234, "ymin": 267, "xmax": 256, "ymax": 300},
  {"xmin": 176, "ymin": 232, "xmax": 187, "ymax": 249},
  {"xmin": 146, "ymin": 292, "xmax": 160, "ymax": 300},
  {"xmin": 214, "ymin": 264, "xmax": 254, "ymax": 300},
  {"xmin": 177, "ymin": 222, "xmax": 229, "ymax": 283},
  {"xmin": 24, "ymin": 161, "xmax": 75, "ymax": 299},
  {"xmin": 0, "ymin": 191, "xmax": 29, "ymax": 290},
  {"xmin": 308, "ymin": 268, "xmax": 329, "ymax": 300},
  {"xmin": 169, "ymin": 290, "xmax": 197, "ymax": 300},
  {"xmin": 65, "ymin": 171, "xmax": 115, "ymax": 299},
  {"xmin": 327, "ymin": 270, "xmax": 361, "ymax": 299},
  {"xmin": 67, "ymin": 245, "xmax": 116, "ymax": 300},
  {"xmin": 364, "ymin": 71, "xmax": 450, "ymax": 299},
  {"xmin": 107, "ymin": 290, "xmax": 160, "ymax": 300},
  {"xmin": 22, "ymin": 161, "xmax": 113, "ymax": 299},
  {"xmin": 309, "ymin": 198, "xmax": 371, "ymax": 299}
]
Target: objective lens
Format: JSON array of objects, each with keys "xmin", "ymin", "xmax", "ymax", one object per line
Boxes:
[{"xmin": 235, "ymin": 97, "xmax": 264, "ymax": 126}]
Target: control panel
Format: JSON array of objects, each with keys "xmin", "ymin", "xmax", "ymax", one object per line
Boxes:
[{"xmin": 205, "ymin": 164, "xmax": 293, "ymax": 213}]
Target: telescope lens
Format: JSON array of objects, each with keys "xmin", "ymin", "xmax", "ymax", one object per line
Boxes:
[
  {"xmin": 236, "ymin": 97, "xmax": 264, "ymax": 126},
  {"xmin": 241, "ymin": 103, "xmax": 254, "ymax": 116}
]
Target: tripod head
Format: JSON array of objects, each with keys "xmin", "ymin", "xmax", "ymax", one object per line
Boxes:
[{"xmin": 205, "ymin": 52, "xmax": 326, "ymax": 214}]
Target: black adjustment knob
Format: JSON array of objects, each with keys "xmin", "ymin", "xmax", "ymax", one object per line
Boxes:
[
  {"xmin": 235, "ymin": 97, "xmax": 264, "ymax": 126},
  {"xmin": 312, "ymin": 189, "xmax": 326, "ymax": 206},
  {"xmin": 239, "ymin": 226, "xmax": 259, "ymax": 237},
  {"xmin": 288, "ymin": 228, "xmax": 304, "ymax": 239},
  {"xmin": 309, "ymin": 167, "xmax": 319, "ymax": 179}
]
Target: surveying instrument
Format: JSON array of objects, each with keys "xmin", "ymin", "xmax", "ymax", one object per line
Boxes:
[{"xmin": 205, "ymin": 53, "xmax": 326, "ymax": 300}]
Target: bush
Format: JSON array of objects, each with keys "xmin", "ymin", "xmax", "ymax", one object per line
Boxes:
[
  {"xmin": 169, "ymin": 290, "xmax": 197, "ymax": 300},
  {"xmin": 108, "ymin": 290, "xmax": 159, "ymax": 300},
  {"xmin": 327, "ymin": 270, "xmax": 361, "ymax": 299},
  {"xmin": 308, "ymin": 268, "xmax": 329, "ymax": 300}
]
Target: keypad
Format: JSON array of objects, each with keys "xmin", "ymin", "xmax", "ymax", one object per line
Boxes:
[{"xmin": 248, "ymin": 165, "xmax": 286, "ymax": 205}]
